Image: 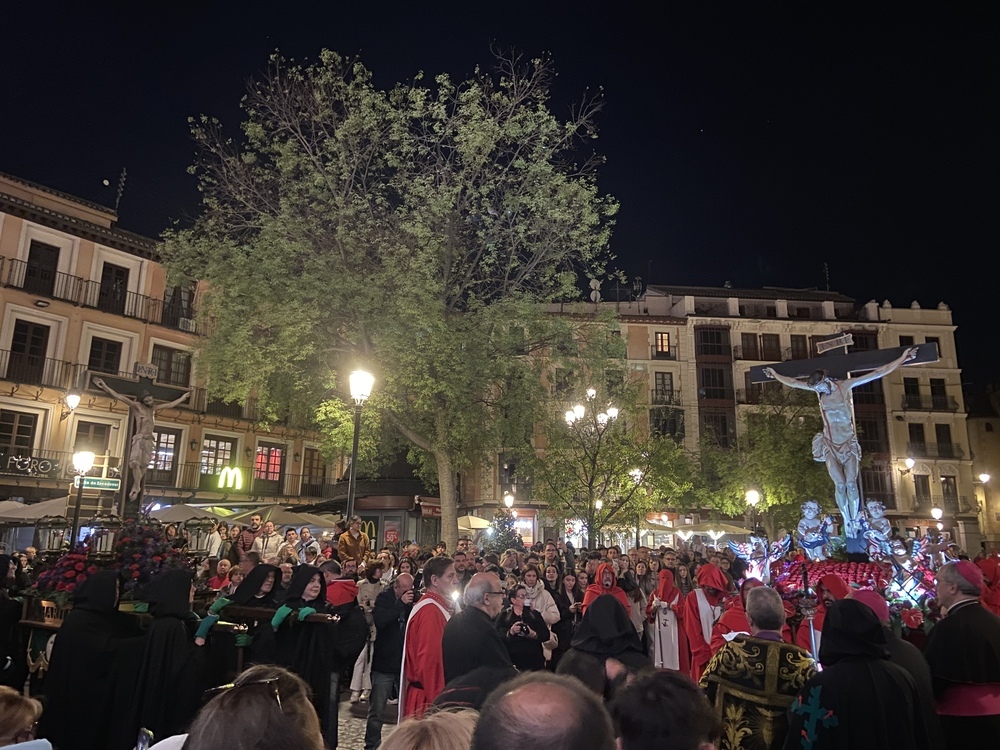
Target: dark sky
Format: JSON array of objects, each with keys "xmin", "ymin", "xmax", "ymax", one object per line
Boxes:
[{"xmin": 5, "ymin": 3, "xmax": 998, "ymax": 389}]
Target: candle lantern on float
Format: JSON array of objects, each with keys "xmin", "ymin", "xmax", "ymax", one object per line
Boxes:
[
  {"xmin": 35, "ymin": 515, "xmax": 70, "ymax": 557},
  {"xmin": 185, "ymin": 517, "xmax": 217, "ymax": 557},
  {"xmin": 87, "ymin": 513, "xmax": 123, "ymax": 559}
]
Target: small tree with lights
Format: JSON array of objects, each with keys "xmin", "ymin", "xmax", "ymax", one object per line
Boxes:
[{"xmin": 486, "ymin": 507, "xmax": 523, "ymax": 556}]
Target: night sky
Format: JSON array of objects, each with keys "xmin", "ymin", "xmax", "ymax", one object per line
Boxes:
[{"xmin": 5, "ymin": 3, "xmax": 998, "ymax": 391}]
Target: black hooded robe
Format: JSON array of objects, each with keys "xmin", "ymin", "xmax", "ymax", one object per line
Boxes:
[
  {"xmin": 276, "ymin": 566, "xmax": 367, "ymax": 749},
  {"xmin": 782, "ymin": 599, "xmax": 934, "ymax": 750},
  {"xmin": 127, "ymin": 569, "xmax": 209, "ymax": 745},
  {"xmin": 220, "ymin": 563, "xmax": 280, "ymax": 666},
  {"xmin": 39, "ymin": 571, "xmax": 143, "ymax": 750}
]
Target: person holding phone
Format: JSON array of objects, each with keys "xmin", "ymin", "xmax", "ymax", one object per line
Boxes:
[{"xmin": 497, "ymin": 585, "xmax": 549, "ymax": 672}]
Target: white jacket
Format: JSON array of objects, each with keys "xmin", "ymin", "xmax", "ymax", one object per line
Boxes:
[{"xmin": 523, "ymin": 580, "xmax": 560, "ymax": 626}]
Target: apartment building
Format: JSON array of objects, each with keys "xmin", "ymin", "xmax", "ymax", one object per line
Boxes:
[
  {"xmin": 0, "ymin": 172, "xmax": 339, "ymax": 517},
  {"xmin": 473, "ymin": 284, "xmax": 981, "ymax": 550}
]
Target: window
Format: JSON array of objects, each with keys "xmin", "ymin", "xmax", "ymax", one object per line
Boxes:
[
  {"xmin": 88, "ymin": 337, "xmax": 122, "ymax": 374},
  {"xmin": 699, "ymin": 367, "xmax": 730, "ymax": 400},
  {"xmin": 792, "ymin": 307, "xmax": 812, "ymax": 319},
  {"xmin": 146, "ymin": 427, "xmax": 181, "ymax": 486},
  {"xmin": 654, "ymin": 332, "xmax": 671, "ymax": 356},
  {"xmin": 200, "ymin": 435, "xmax": 236, "ymax": 475},
  {"xmin": 701, "ymin": 409, "xmax": 733, "ymax": 447},
  {"xmin": 253, "ymin": 442, "xmax": 285, "ymax": 494},
  {"xmin": 740, "ymin": 333, "xmax": 759, "ymax": 360},
  {"xmin": 850, "ymin": 331, "xmax": 878, "ymax": 352},
  {"xmin": 899, "ymin": 335, "xmax": 914, "ymax": 347},
  {"xmin": 650, "ymin": 408, "xmax": 683, "ymax": 439},
  {"xmin": 74, "ymin": 421, "xmax": 111, "ymax": 475},
  {"xmin": 987, "ymin": 423, "xmax": 995, "ymax": 433},
  {"xmin": 162, "ymin": 284, "xmax": 195, "ymax": 328},
  {"xmin": 860, "ymin": 460, "xmax": 895, "ymax": 509},
  {"xmin": 695, "ymin": 327, "xmax": 729, "ymax": 356},
  {"xmin": 907, "ymin": 423, "xmax": 926, "ymax": 450},
  {"xmin": 902, "ymin": 377, "xmax": 920, "ymax": 409},
  {"xmin": 790, "ymin": 335, "xmax": 808, "ymax": 361},
  {"xmin": 925, "ymin": 336, "xmax": 940, "ymax": 348},
  {"xmin": 913, "ymin": 474, "xmax": 931, "ymax": 503},
  {"xmin": 553, "ymin": 368, "xmax": 573, "ymax": 394},
  {"xmin": 301, "ymin": 448, "xmax": 328, "ymax": 496},
  {"xmin": 0, "ymin": 410, "xmax": 37, "ymax": 455},
  {"xmin": 760, "ymin": 333, "xmax": 781, "ymax": 361},
  {"xmin": 606, "ymin": 368, "xmax": 624, "ymax": 397},
  {"xmin": 654, "ymin": 372, "xmax": 674, "ymax": 396},
  {"xmin": 98, "ymin": 262, "xmax": 130, "ymax": 315},
  {"xmin": 857, "ymin": 417, "xmax": 889, "ymax": 454},
  {"xmin": 8, "ymin": 319, "xmax": 51, "ymax": 385},
  {"xmin": 24, "ymin": 241, "xmax": 59, "ymax": 297},
  {"xmin": 934, "ymin": 424, "xmax": 954, "ymax": 456},
  {"xmin": 152, "ymin": 345, "xmax": 191, "ymax": 387}
]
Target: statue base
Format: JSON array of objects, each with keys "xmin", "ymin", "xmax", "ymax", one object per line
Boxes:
[{"xmin": 845, "ymin": 534, "xmax": 868, "ymax": 557}]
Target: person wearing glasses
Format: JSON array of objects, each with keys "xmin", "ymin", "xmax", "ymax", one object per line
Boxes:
[
  {"xmin": 442, "ymin": 572, "xmax": 514, "ymax": 684},
  {"xmin": 497, "ymin": 584, "xmax": 550, "ymax": 672}
]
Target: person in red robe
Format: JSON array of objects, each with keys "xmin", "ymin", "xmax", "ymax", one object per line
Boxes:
[
  {"xmin": 399, "ymin": 556, "xmax": 458, "ymax": 720},
  {"xmin": 710, "ymin": 577, "xmax": 765, "ymax": 654},
  {"xmin": 646, "ymin": 568, "xmax": 689, "ymax": 672},
  {"xmin": 683, "ymin": 563, "xmax": 730, "ymax": 681},
  {"xmin": 794, "ymin": 572, "xmax": 851, "ymax": 657},
  {"xmin": 977, "ymin": 557, "xmax": 1000, "ymax": 617},
  {"xmin": 582, "ymin": 562, "xmax": 630, "ymax": 615}
]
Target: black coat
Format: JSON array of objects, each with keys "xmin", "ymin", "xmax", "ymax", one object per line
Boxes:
[
  {"xmin": 129, "ymin": 570, "xmax": 210, "ymax": 743},
  {"xmin": 39, "ymin": 571, "xmax": 144, "ymax": 750},
  {"xmin": 371, "ymin": 587, "xmax": 411, "ymax": 676},
  {"xmin": 496, "ymin": 606, "xmax": 549, "ymax": 672},
  {"xmin": 443, "ymin": 606, "xmax": 513, "ymax": 683}
]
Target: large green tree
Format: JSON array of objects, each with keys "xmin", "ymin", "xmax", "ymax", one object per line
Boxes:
[
  {"xmin": 697, "ymin": 390, "xmax": 833, "ymax": 538},
  {"xmin": 528, "ymin": 322, "xmax": 697, "ymax": 548},
  {"xmin": 161, "ymin": 51, "xmax": 617, "ymax": 549}
]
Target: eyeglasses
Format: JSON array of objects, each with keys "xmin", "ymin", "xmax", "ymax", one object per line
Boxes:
[
  {"xmin": 204, "ymin": 677, "xmax": 282, "ymax": 709},
  {"xmin": 483, "ymin": 589, "xmax": 504, "ymax": 596}
]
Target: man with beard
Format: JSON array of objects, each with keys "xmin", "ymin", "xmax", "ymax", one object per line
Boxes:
[
  {"xmin": 364, "ymin": 573, "xmax": 414, "ymax": 750},
  {"xmin": 683, "ymin": 563, "xmax": 731, "ymax": 681},
  {"xmin": 582, "ymin": 562, "xmax": 630, "ymax": 615},
  {"xmin": 399, "ymin": 556, "xmax": 457, "ymax": 719},
  {"xmin": 452, "ymin": 551, "xmax": 475, "ymax": 594},
  {"xmin": 236, "ymin": 514, "xmax": 264, "ymax": 561},
  {"xmin": 923, "ymin": 560, "xmax": 1000, "ymax": 749},
  {"xmin": 795, "ymin": 573, "xmax": 851, "ymax": 658}
]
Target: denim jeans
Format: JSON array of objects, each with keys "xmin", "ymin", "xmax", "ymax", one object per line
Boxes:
[{"xmin": 364, "ymin": 670, "xmax": 399, "ymax": 750}]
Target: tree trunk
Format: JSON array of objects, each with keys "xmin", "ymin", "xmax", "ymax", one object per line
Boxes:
[{"xmin": 436, "ymin": 451, "xmax": 459, "ymax": 552}]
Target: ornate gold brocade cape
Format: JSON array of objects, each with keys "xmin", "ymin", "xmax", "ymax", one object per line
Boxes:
[{"xmin": 699, "ymin": 635, "xmax": 817, "ymax": 750}]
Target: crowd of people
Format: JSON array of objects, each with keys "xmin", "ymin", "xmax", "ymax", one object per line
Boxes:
[{"xmin": 0, "ymin": 517, "xmax": 997, "ymax": 749}]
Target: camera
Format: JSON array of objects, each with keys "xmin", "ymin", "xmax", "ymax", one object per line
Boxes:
[{"xmin": 516, "ymin": 621, "xmax": 529, "ymax": 636}]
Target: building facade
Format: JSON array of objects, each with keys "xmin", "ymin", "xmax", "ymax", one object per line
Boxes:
[
  {"xmin": 470, "ymin": 284, "xmax": 981, "ymax": 551},
  {"xmin": 0, "ymin": 173, "xmax": 341, "ymax": 518},
  {"xmin": 968, "ymin": 388, "xmax": 1000, "ymax": 547}
]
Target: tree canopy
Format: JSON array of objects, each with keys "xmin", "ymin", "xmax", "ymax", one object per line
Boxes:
[{"xmin": 161, "ymin": 50, "xmax": 617, "ymax": 548}]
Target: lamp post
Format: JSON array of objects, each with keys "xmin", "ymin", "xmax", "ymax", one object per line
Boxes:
[
  {"xmin": 70, "ymin": 451, "xmax": 95, "ymax": 546},
  {"xmin": 503, "ymin": 492, "xmax": 515, "ymax": 509},
  {"xmin": 345, "ymin": 370, "xmax": 374, "ymax": 521},
  {"xmin": 745, "ymin": 489, "xmax": 761, "ymax": 535},
  {"xmin": 564, "ymin": 387, "xmax": 617, "ymax": 549}
]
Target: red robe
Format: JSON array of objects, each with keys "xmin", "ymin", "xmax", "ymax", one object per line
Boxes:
[
  {"xmin": 401, "ymin": 590, "xmax": 451, "ymax": 719},
  {"xmin": 794, "ymin": 573, "xmax": 851, "ymax": 653},
  {"xmin": 978, "ymin": 558, "xmax": 1000, "ymax": 617},
  {"xmin": 326, "ymin": 578, "xmax": 359, "ymax": 608},
  {"xmin": 683, "ymin": 563, "xmax": 730, "ymax": 681},
  {"xmin": 647, "ymin": 569, "xmax": 689, "ymax": 672},
  {"xmin": 582, "ymin": 562, "xmax": 630, "ymax": 615},
  {"xmin": 710, "ymin": 578, "xmax": 764, "ymax": 654}
]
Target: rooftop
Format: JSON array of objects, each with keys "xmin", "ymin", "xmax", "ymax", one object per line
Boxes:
[{"xmin": 645, "ymin": 284, "xmax": 855, "ymax": 304}]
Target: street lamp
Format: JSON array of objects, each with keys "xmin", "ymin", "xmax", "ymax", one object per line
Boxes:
[
  {"xmin": 503, "ymin": 492, "xmax": 515, "ymax": 509},
  {"xmin": 70, "ymin": 451, "xmax": 95, "ymax": 545},
  {"xmin": 345, "ymin": 370, "xmax": 374, "ymax": 521},
  {"xmin": 746, "ymin": 489, "xmax": 761, "ymax": 535},
  {"xmin": 980, "ymin": 473, "xmax": 991, "ymax": 484},
  {"xmin": 931, "ymin": 506, "xmax": 943, "ymax": 521}
]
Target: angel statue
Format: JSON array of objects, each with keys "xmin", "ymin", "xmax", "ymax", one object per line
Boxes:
[
  {"xmin": 796, "ymin": 500, "xmax": 834, "ymax": 562},
  {"xmin": 862, "ymin": 499, "xmax": 893, "ymax": 560},
  {"xmin": 728, "ymin": 534, "xmax": 792, "ymax": 583}
]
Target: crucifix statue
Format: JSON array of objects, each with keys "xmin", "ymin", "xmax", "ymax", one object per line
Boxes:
[
  {"xmin": 749, "ymin": 340, "xmax": 936, "ymax": 555},
  {"xmin": 91, "ymin": 374, "xmax": 191, "ymax": 510}
]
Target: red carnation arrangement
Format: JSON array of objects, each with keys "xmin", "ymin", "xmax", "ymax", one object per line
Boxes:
[{"xmin": 32, "ymin": 551, "xmax": 91, "ymax": 607}]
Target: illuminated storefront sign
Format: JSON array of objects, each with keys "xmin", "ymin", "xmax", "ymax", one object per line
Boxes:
[{"xmin": 218, "ymin": 466, "xmax": 244, "ymax": 490}]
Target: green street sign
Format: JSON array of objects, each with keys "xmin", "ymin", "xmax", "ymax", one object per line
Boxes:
[{"xmin": 72, "ymin": 476, "xmax": 122, "ymax": 491}]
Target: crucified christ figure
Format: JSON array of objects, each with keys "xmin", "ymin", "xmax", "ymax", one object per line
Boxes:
[
  {"xmin": 763, "ymin": 346, "xmax": 918, "ymax": 538},
  {"xmin": 92, "ymin": 378, "xmax": 190, "ymax": 501}
]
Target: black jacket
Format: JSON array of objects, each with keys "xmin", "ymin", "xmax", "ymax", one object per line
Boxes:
[
  {"xmin": 443, "ymin": 606, "xmax": 513, "ymax": 683},
  {"xmin": 371, "ymin": 587, "xmax": 411, "ymax": 675},
  {"xmin": 496, "ymin": 606, "xmax": 549, "ymax": 672}
]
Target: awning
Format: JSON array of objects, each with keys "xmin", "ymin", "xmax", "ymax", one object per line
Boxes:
[
  {"xmin": 0, "ymin": 496, "xmax": 70, "ymax": 522},
  {"xmin": 457, "ymin": 515, "xmax": 492, "ymax": 531},
  {"xmin": 229, "ymin": 506, "xmax": 335, "ymax": 529},
  {"xmin": 150, "ymin": 504, "xmax": 228, "ymax": 523}
]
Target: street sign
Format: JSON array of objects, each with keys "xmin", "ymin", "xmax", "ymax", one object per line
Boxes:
[{"xmin": 72, "ymin": 476, "xmax": 122, "ymax": 491}]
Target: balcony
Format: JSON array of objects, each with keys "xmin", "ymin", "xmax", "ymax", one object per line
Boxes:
[
  {"xmin": 650, "ymin": 345, "xmax": 678, "ymax": 360},
  {"xmin": 733, "ymin": 345, "xmax": 790, "ymax": 362},
  {"xmin": 0, "ymin": 449, "xmax": 120, "ymax": 481},
  {"xmin": 695, "ymin": 341, "xmax": 732, "ymax": 357},
  {"xmin": 5, "ymin": 259, "xmax": 82, "ymax": 303},
  {"xmin": 912, "ymin": 495, "xmax": 968, "ymax": 514},
  {"xmin": 905, "ymin": 442, "xmax": 966, "ymax": 460},
  {"xmin": 146, "ymin": 463, "xmax": 339, "ymax": 499},
  {"xmin": 852, "ymin": 390, "xmax": 885, "ymax": 405},
  {"xmin": 900, "ymin": 394, "xmax": 960, "ymax": 412},
  {"xmin": 188, "ymin": 388, "xmax": 260, "ymax": 422},
  {"xmin": 698, "ymin": 387, "xmax": 735, "ymax": 401},
  {"xmin": 650, "ymin": 389, "xmax": 681, "ymax": 405},
  {"xmin": 0, "ymin": 350, "xmax": 75, "ymax": 389}
]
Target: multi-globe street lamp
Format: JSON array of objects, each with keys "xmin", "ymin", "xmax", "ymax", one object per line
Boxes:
[{"xmin": 564, "ymin": 388, "xmax": 617, "ymax": 548}]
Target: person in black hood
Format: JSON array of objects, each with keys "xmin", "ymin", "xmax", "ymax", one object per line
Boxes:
[
  {"xmin": 782, "ymin": 599, "xmax": 935, "ymax": 750},
  {"xmin": 127, "ymin": 569, "xmax": 210, "ymax": 744},
  {"xmin": 0, "ymin": 555, "xmax": 25, "ymax": 690},
  {"xmin": 195, "ymin": 564, "xmax": 282, "ymax": 666},
  {"xmin": 228, "ymin": 563, "xmax": 280, "ymax": 608},
  {"xmin": 274, "ymin": 565, "xmax": 368, "ymax": 749},
  {"xmin": 39, "ymin": 571, "xmax": 143, "ymax": 750}
]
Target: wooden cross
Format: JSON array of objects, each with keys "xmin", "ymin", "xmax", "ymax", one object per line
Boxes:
[{"xmin": 747, "ymin": 342, "xmax": 938, "ymax": 383}]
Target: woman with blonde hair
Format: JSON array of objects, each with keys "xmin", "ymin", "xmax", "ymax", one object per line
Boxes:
[
  {"xmin": 0, "ymin": 686, "xmax": 47, "ymax": 748},
  {"xmin": 380, "ymin": 708, "xmax": 478, "ymax": 750}
]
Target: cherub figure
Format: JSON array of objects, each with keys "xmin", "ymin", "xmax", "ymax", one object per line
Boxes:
[{"xmin": 796, "ymin": 500, "xmax": 833, "ymax": 562}]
